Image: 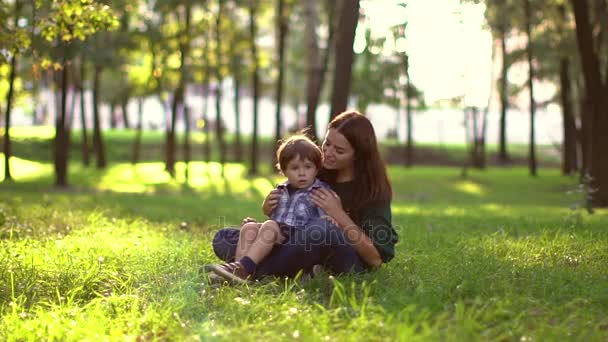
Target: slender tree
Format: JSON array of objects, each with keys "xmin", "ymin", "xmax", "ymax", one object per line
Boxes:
[
  {"xmin": 78, "ymin": 56, "xmax": 91, "ymax": 166},
  {"xmin": 404, "ymin": 53, "xmax": 414, "ymax": 167},
  {"xmin": 201, "ymin": 20, "xmax": 212, "ymax": 164},
  {"xmin": 329, "ymin": 0, "xmax": 360, "ymax": 119},
  {"xmin": 54, "ymin": 51, "xmax": 71, "ymax": 187},
  {"xmin": 249, "ymin": 0, "xmax": 260, "ymax": 175},
  {"xmin": 215, "ymin": 0, "xmax": 227, "ymax": 177},
  {"xmin": 273, "ymin": 0, "xmax": 290, "ymax": 169},
  {"xmin": 2, "ymin": 0, "xmax": 24, "ymax": 182},
  {"xmin": 229, "ymin": 40, "xmax": 244, "ymax": 162},
  {"xmin": 497, "ymin": 13, "xmax": 511, "ymax": 163},
  {"xmin": 166, "ymin": 2, "xmax": 192, "ymax": 178},
  {"xmin": 524, "ymin": 0, "xmax": 537, "ymax": 176},
  {"xmin": 92, "ymin": 62, "xmax": 107, "ymax": 168},
  {"xmin": 557, "ymin": 4, "xmax": 577, "ymax": 175},
  {"xmin": 184, "ymin": 106, "xmax": 191, "ymax": 183},
  {"xmin": 3, "ymin": 44, "xmax": 17, "ymax": 182}
]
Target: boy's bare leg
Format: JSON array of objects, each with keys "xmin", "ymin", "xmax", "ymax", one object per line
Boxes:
[
  {"xmin": 235, "ymin": 222, "xmax": 261, "ymax": 261},
  {"xmin": 246, "ymin": 220, "xmax": 283, "ymax": 264}
]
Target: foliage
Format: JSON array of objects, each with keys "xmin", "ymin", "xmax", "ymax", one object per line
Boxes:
[{"xmin": 37, "ymin": 0, "xmax": 119, "ymax": 43}]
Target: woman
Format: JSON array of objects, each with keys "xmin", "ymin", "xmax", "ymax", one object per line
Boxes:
[{"xmin": 207, "ymin": 111, "xmax": 398, "ymax": 282}]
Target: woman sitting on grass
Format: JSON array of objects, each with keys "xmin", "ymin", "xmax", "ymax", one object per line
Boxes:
[
  {"xmin": 207, "ymin": 111, "xmax": 398, "ymax": 282},
  {"xmin": 205, "ymin": 134, "xmax": 332, "ymax": 284}
]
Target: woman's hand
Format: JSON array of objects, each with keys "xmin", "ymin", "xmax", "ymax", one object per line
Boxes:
[
  {"xmin": 310, "ymin": 188, "xmax": 344, "ymax": 220},
  {"xmin": 262, "ymin": 189, "xmax": 282, "ymax": 217}
]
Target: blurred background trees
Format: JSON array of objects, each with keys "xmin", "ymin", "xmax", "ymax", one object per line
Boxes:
[{"xmin": 1, "ymin": 0, "xmax": 607, "ymax": 207}]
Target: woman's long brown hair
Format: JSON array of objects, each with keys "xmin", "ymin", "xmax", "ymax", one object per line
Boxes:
[{"xmin": 326, "ymin": 111, "xmax": 392, "ymax": 213}]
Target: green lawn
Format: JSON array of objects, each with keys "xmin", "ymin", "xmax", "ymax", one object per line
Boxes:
[{"xmin": 0, "ymin": 156, "xmax": 607, "ymax": 340}]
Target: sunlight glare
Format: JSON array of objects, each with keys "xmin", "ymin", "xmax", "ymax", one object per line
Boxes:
[{"xmin": 454, "ymin": 181, "xmax": 485, "ymax": 196}]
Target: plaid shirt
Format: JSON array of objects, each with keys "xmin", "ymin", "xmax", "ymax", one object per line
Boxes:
[{"xmin": 270, "ymin": 178, "xmax": 329, "ymax": 227}]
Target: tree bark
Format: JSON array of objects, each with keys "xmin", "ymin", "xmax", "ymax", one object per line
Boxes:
[
  {"xmin": 524, "ymin": 0, "xmax": 537, "ymax": 176},
  {"xmin": 249, "ymin": 2, "xmax": 260, "ymax": 175},
  {"xmin": 571, "ymin": 0, "xmax": 608, "ymax": 207},
  {"xmin": 329, "ymin": 0, "xmax": 360, "ymax": 119}
]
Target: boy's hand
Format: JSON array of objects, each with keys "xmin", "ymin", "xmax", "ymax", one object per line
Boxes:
[
  {"xmin": 241, "ymin": 217, "xmax": 257, "ymax": 225},
  {"xmin": 262, "ymin": 189, "xmax": 282, "ymax": 216}
]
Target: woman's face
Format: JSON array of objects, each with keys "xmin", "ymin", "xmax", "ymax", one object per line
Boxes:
[{"xmin": 322, "ymin": 129, "xmax": 355, "ymax": 171}]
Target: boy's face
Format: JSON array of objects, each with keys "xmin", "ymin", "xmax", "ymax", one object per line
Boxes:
[{"xmin": 284, "ymin": 155, "xmax": 318, "ymax": 189}]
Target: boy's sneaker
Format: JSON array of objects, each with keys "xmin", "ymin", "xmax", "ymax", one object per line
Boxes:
[{"xmin": 204, "ymin": 262, "xmax": 251, "ymax": 285}]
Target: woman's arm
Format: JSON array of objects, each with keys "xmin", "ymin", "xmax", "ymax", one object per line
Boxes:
[
  {"xmin": 310, "ymin": 188, "xmax": 383, "ymax": 267},
  {"xmin": 331, "ymin": 210, "xmax": 383, "ymax": 267}
]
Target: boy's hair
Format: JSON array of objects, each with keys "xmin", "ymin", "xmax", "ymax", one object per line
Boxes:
[{"xmin": 275, "ymin": 134, "xmax": 322, "ymax": 172}]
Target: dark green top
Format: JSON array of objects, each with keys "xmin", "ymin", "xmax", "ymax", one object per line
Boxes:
[{"xmin": 331, "ymin": 181, "xmax": 398, "ymax": 263}]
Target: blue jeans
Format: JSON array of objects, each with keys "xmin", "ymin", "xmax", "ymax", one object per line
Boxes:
[{"xmin": 211, "ymin": 218, "xmax": 367, "ymax": 278}]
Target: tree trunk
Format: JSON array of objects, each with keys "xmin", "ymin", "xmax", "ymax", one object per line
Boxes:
[
  {"xmin": 166, "ymin": 3, "xmax": 191, "ymax": 178},
  {"xmin": 249, "ymin": 3, "xmax": 260, "ymax": 175},
  {"xmin": 202, "ymin": 30, "xmax": 212, "ymax": 164},
  {"xmin": 166, "ymin": 93, "xmax": 179, "ymax": 177},
  {"xmin": 79, "ymin": 57, "xmax": 90, "ymax": 166},
  {"xmin": 215, "ymin": 0, "xmax": 226, "ymax": 177},
  {"xmin": 92, "ymin": 64, "xmax": 107, "ymax": 168},
  {"xmin": 571, "ymin": 0, "xmax": 608, "ymax": 207},
  {"xmin": 274, "ymin": 0, "xmax": 288, "ymax": 169},
  {"xmin": 304, "ymin": 0, "xmax": 321, "ymax": 139},
  {"xmin": 329, "ymin": 0, "xmax": 360, "ymax": 119},
  {"xmin": 524, "ymin": 0, "xmax": 537, "ymax": 176},
  {"xmin": 3, "ymin": 52, "xmax": 17, "ymax": 182},
  {"xmin": 132, "ymin": 97, "xmax": 144, "ymax": 164},
  {"xmin": 498, "ymin": 23, "xmax": 510, "ymax": 163},
  {"xmin": 560, "ymin": 57, "xmax": 578, "ymax": 175},
  {"xmin": 68, "ymin": 85, "xmax": 77, "ymax": 130},
  {"xmin": 121, "ymin": 98, "xmax": 130, "ymax": 129},
  {"xmin": 184, "ymin": 106, "xmax": 191, "ymax": 183},
  {"xmin": 109, "ymin": 102, "xmax": 117, "ymax": 129},
  {"xmin": 404, "ymin": 53, "xmax": 414, "ymax": 167},
  {"xmin": 579, "ymin": 96, "xmax": 591, "ymax": 176},
  {"xmin": 55, "ymin": 55, "xmax": 71, "ymax": 187},
  {"xmin": 232, "ymin": 55, "xmax": 243, "ymax": 162}
]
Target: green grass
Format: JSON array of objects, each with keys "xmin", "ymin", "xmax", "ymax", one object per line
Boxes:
[{"xmin": 0, "ymin": 154, "xmax": 607, "ymax": 340}]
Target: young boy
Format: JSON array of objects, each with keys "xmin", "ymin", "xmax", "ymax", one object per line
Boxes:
[{"xmin": 205, "ymin": 134, "xmax": 330, "ymax": 284}]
